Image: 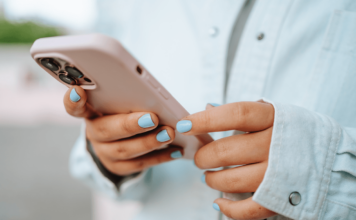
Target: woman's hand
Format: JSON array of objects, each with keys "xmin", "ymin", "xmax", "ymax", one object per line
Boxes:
[
  {"xmin": 177, "ymin": 101, "xmax": 276, "ymax": 220},
  {"xmin": 64, "ymin": 86, "xmax": 183, "ymax": 176}
]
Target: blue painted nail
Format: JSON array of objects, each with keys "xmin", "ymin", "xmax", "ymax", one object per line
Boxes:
[
  {"xmin": 201, "ymin": 174, "xmax": 206, "ymax": 184},
  {"xmin": 176, "ymin": 120, "xmax": 192, "ymax": 133},
  {"xmin": 70, "ymin": 88, "xmax": 81, "ymax": 102},
  {"xmin": 138, "ymin": 114, "xmax": 155, "ymax": 128},
  {"xmin": 213, "ymin": 203, "xmax": 220, "ymax": 211},
  {"xmin": 156, "ymin": 130, "xmax": 170, "ymax": 142},
  {"xmin": 208, "ymin": 103, "xmax": 220, "ymax": 107},
  {"xmin": 171, "ymin": 150, "xmax": 182, "ymax": 159}
]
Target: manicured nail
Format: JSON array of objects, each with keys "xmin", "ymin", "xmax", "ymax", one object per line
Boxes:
[
  {"xmin": 176, "ymin": 120, "xmax": 192, "ymax": 133},
  {"xmin": 208, "ymin": 103, "xmax": 220, "ymax": 107},
  {"xmin": 138, "ymin": 114, "xmax": 155, "ymax": 128},
  {"xmin": 213, "ymin": 203, "xmax": 220, "ymax": 211},
  {"xmin": 156, "ymin": 130, "xmax": 170, "ymax": 142},
  {"xmin": 171, "ymin": 150, "xmax": 182, "ymax": 159},
  {"xmin": 70, "ymin": 88, "xmax": 81, "ymax": 102},
  {"xmin": 201, "ymin": 174, "xmax": 206, "ymax": 184}
]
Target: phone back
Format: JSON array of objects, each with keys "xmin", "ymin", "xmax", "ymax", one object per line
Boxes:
[{"xmin": 30, "ymin": 34, "xmax": 213, "ymax": 159}]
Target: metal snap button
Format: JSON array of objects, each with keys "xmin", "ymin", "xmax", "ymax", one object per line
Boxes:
[
  {"xmin": 257, "ymin": 33, "xmax": 264, "ymax": 40},
  {"xmin": 209, "ymin": 27, "xmax": 219, "ymax": 37},
  {"xmin": 289, "ymin": 192, "xmax": 301, "ymax": 206}
]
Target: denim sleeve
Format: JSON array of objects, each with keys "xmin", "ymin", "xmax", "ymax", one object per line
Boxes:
[
  {"xmin": 253, "ymin": 101, "xmax": 356, "ymax": 220},
  {"xmin": 69, "ymin": 124, "xmax": 151, "ymax": 201}
]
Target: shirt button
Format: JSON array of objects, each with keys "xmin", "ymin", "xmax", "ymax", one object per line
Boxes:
[
  {"xmin": 209, "ymin": 27, "xmax": 219, "ymax": 37},
  {"xmin": 289, "ymin": 192, "xmax": 301, "ymax": 206},
  {"xmin": 257, "ymin": 33, "xmax": 264, "ymax": 40}
]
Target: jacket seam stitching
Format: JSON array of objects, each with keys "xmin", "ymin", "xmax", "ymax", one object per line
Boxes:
[
  {"xmin": 325, "ymin": 198, "xmax": 356, "ymax": 211},
  {"xmin": 271, "ymin": 102, "xmax": 285, "ymax": 213},
  {"xmin": 317, "ymin": 117, "xmax": 341, "ymax": 219}
]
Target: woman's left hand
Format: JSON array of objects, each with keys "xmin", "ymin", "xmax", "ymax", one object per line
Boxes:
[{"xmin": 177, "ymin": 101, "xmax": 276, "ymax": 220}]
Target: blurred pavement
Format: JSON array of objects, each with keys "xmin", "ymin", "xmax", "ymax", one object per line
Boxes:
[
  {"xmin": 0, "ymin": 125, "xmax": 91, "ymax": 220},
  {"xmin": 0, "ymin": 44, "xmax": 92, "ymax": 220}
]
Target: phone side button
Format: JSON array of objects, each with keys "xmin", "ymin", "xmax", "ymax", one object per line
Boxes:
[
  {"xmin": 158, "ymin": 87, "xmax": 170, "ymax": 100},
  {"xmin": 147, "ymin": 76, "xmax": 159, "ymax": 88}
]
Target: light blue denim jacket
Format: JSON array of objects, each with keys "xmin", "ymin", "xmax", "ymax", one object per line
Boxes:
[{"xmin": 70, "ymin": 0, "xmax": 356, "ymax": 219}]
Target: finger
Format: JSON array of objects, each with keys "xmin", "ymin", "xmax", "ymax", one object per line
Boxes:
[
  {"xmin": 93, "ymin": 126, "xmax": 175, "ymax": 160},
  {"xmin": 102, "ymin": 146, "xmax": 184, "ymax": 176},
  {"xmin": 195, "ymin": 127, "xmax": 272, "ymax": 169},
  {"xmin": 177, "ymin": 101, "xmax": 274, "ymax": 135},
  {"xmin": 204, "ymin": 162, "xmax": 267, "ymax": 193},
  {"xmin": 86, "ymin": 112, "xmax": 159, "ymax": 142},
  {"xmin": 64, "ymin": 86, "xmax": 98, "ymax": 118},
  {"xmin": 214, "ymin": 197, "xmax": 276, "ymax": 220},
  {"xmin": 206, "ymin": 103, "xmax": 221, "ymax": 110}
]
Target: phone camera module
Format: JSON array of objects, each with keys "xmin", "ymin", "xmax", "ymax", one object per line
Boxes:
[
  {"xmin": 65, "ymin": 66, "xmax": 83, "ymax": 79},
  {"xmin": 59, "ymin": 74, "xmax": 76, "ymax": 85},
  {"xmin": 41, "ymin": 58, "xmax": 60, "ymax": 72},
  {"xmin": 84, "ymin": 77, "xmax": 92, "ymax": 83}
]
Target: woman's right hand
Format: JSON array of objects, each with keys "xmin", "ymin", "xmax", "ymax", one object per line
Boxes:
[{"xmin": 63, "ymin": 86, "xmax": 183, "ymax": 176}]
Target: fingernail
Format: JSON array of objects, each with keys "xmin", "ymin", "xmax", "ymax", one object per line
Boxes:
[
  {"xmin": 201, "ymin": 174, "xmax": 206, "ymax": 184},
  {"xmin": 213, "ymin": 203, "xmax": 220, "ymax": 211},
  {"xmin": 70, "ymin": 88, "xmax": 81, "ymax": 102},
  {"xmin": 208, "ymin": 103, "xmax": 220, "ymax": 107},
  {"xmin": 138, "ymin": 114, "xmax": 155, "ymax": 128},
  {"xmin": 156, "ymin": 130, "xmax": 170, "ymax": 142},
  {"xmin": 171, "ymin": 150, "xmax": 182, "ymax": 159},
  {"xmin": 176, "ymin": 120, "xmax": 192, "ymax": 133}
]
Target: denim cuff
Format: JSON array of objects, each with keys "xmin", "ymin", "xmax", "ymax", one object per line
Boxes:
[{"xmin": 253, "ymin": 100, "xmax": 341, "ymax": 220}]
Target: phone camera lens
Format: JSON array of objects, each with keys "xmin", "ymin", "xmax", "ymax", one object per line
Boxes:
[
  {"xmin": 41, "ymin": 58, "xmax": 59, "ymax": 71},
  {"xmin": 59, "ymin": 74, "xmax": 76, "ymax": 85},
  {"xmin": 65, "ymin": 66, "xmax": 83, "ymax": 79},
  {"xmin": 84, "ymin": 77, "xmax": 92, "ymax": 83}
]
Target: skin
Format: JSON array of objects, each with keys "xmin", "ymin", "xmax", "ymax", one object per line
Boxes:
[
  {"xmin": 179, "ymin": 101, "xmax": 276, "ymax": 220},
  {"xmin": 64, "ymin": 85, "xmax": 274, "ymax": 219},
  {"xmin": 64, "ymin": 86, "xmax": 183, "ymax": 176}
]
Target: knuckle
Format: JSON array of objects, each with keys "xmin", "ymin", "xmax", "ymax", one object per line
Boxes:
[
  {"xmin": 154, "ymin": 153, "xmax": 166, "ymax": 164},
  {"xmin": 232, "ymin": 103, "xmax": 250, "ymax": 126},
  {"xmin": 213, "ymin": 141, "xmax": 230, "ymax": 164},
  {"xmin": 245, "ymin": 207, "xmax": 260, "ymax": 219},
  {"xmin": 225, "ymin": 174, "xmax": 241, "ymax": 192},
  {"xmin": 200, "ymin": 111, "xmax": 213, "ymax": 129},
  {"xmin": 115, "ymin": 146, "xmax": 129, "ymax": 159},
  {"xmin": 122, "ymin": 115, "xmax": 136, "ymax": 135},
  {"xmin": 131, "ymin": 160, "xmax": 146, "ymax": 171},
  {"xmin": 140, "ymin": 136, "xmax": 156, "ymax": 151},
  {"xmin": 192, "ymin": 111, "xmax": 213, "ymax": 132},
  {"xmin": 95, "ymin": 123, "xmax": 111, "ymax": 140}
]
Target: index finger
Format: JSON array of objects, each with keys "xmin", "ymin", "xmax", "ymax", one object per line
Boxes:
[{"xmin": 176, "ymin": 102, "xmax": 274, "ymax": 135}]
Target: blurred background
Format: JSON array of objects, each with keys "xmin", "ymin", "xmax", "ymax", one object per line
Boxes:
[{"xmin": 0, "ymin": 0, "xmax": 97, "ymax": 219}]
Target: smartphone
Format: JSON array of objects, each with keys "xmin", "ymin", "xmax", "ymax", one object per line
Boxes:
[{"xmin": 30, "ymin": 33, "xmax": 213, "ymax": 159}]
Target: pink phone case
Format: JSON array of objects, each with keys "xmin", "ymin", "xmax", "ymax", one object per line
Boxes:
[{"xmin": 30, "ymin": 33, "xmax": 213, "ymax": 159}]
